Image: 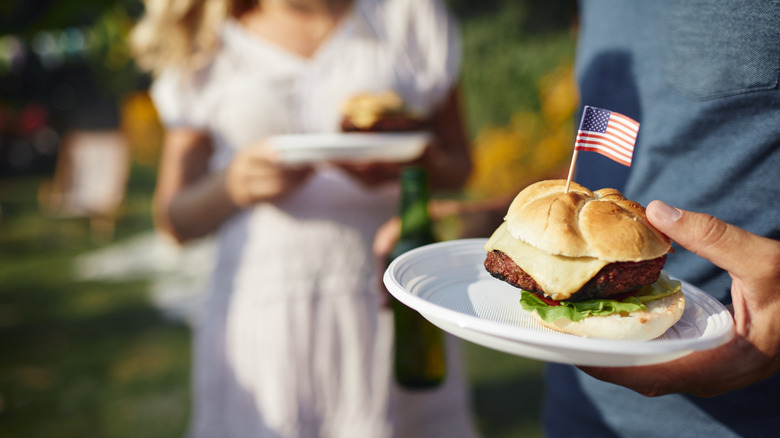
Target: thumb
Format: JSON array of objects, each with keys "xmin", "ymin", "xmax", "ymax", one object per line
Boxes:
[{"xmin": 645, "ymin": 200, "xmax": 760, "ymax": 278}]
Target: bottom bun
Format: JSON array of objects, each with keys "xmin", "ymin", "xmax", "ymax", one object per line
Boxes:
[{"xmin": 532, "ymin": 290, "xmax": 686, "ymax": 341}]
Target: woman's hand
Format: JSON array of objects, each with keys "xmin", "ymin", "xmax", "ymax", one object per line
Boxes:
[
  {"xmin": 579, "ymin": 201, "xmax": 780, "ymax": 397},
  {"xmin": 155, "ymin": 132, "xmax": 313, "ymax": 243},
  {"xmin": 225, "ymin": 141, "xmax": 313, "ymax": 207}
]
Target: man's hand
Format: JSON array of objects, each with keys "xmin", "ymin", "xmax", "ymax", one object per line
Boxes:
[{"xmin": 579, "ymin": 200, "xmax": 780, "ymax": 397}]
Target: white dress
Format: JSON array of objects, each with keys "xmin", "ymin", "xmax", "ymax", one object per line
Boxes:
[{"xmin": 151, "ymin": 0, "xmax": 479, "ymax": 437}]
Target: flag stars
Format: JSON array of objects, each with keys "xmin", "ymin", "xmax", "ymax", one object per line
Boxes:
[{"xmin": 581, "ymin": 107, "xmax": 611, "ymax": 133}]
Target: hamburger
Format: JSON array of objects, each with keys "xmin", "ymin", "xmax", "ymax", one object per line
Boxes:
[
  {"xmin": 340, "ymin": 91, "xmax": 426, "ymax": 132},
  {"xmin": 483, "ymin": 180, "xmax": 684, "ymax": 340}
]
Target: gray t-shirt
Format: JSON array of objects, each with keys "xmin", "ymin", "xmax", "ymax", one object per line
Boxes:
[{"xmin": 545, "ymin": 1, "xmax": 780, "ymax": 436}]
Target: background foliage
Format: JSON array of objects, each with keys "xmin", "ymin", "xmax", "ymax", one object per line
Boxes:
[{"xmin": 0, "ymin": 1, "xmax": 578, "ymax": 437}]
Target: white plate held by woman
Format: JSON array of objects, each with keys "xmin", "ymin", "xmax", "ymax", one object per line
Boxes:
[{"xmin": 267, "ymin": 132, "xmax": 431, "ymax": 164}]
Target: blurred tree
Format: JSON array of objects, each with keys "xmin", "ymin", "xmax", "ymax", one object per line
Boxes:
[
  {"xmin": 0, "ymin": 0, "xmax": 146, "ymax": 105},
  {"xmin": 0, "ymin": 0, "xmax": 151, "ymax": 174},
  {"xmin": 449, "ymin": 0, "xmax": 578, "ymax": 135},
  {"xmin": 466, "ymin": 61, "xmax": 578, "ymax": 199}
]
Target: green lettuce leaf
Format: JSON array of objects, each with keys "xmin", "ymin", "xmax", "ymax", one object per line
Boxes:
[{"xmin": 519, "ymin": 272, "xmax": 682, "ymax": 323}]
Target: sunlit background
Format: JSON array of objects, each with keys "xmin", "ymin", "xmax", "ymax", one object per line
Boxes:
[{"xmin": 0, "ymin": 1, "xmax": 577, "ymax": 437}]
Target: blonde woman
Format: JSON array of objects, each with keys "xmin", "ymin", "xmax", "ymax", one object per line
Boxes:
[{"xmin": 132, "ymin": 0, "xmax": 479, "ymax": 436}]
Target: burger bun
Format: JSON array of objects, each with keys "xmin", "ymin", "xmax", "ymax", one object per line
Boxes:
[
  {"xmin": 504, "ymin": 179, "xmax": 671, "ymax": 262},
  {"xmin": 532, "ymin": 290, "xmax": 686, "ymax": 341}
]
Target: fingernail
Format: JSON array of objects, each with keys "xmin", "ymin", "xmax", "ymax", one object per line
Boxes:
[{"xmin": 653, "ymin": 201, "xmax": 682, "ymax": 223}]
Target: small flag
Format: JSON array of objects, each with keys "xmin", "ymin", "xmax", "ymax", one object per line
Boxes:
[{"xmin": 574, "ymin": 106, "xmax": 639, "ymax": 167}]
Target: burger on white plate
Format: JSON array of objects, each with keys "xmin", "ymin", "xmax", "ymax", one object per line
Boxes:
[
  {"xmin": 340, "ymin": 90, "xmax": 426, "ymax": 133},
  {"xmin": 483, "ymin": 179, "xmax": 684, "ymax": 340}
]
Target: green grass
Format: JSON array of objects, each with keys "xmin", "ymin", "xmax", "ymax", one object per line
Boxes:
[
  {"xmin": 0, "ymin": 2, "xmax": 575, "ymax": 436},
  {"xmin": 0, "ymin": 166, "xmax": 191, "ymax": 438},
  {"xmin": 464, "ymin": 344, "xmax": 546, "ymax": 438}
]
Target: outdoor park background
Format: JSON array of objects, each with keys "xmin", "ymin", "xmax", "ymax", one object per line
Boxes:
[{"xmin": 0, "ymin": 1, "xmax": 578, "ymax": 437}]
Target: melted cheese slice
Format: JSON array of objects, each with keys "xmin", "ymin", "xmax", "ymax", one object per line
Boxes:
[{"xmin": 484, "ymin": 222, "xmax": 610, "ymax": 300}]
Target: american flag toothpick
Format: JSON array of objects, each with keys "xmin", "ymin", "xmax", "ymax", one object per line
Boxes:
[{"xmin": 564, "ymin": 106, "xmax": 640, "ymax": 192}]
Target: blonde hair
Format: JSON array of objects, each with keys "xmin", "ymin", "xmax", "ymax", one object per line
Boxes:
[{"xmin": 131, "ymin": 0, "xmax": 256, "ymax": 74}]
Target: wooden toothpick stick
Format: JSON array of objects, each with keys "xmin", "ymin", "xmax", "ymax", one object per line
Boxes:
[{"xmin": 564, "ymin": 147, "xmax": 578, "ymax": 193}]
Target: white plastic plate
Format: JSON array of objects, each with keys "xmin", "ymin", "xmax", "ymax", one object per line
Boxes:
[
  {"xmin": 267, "ymin": 132, "xmax": 431, "ymax": 164},
  {"xmin": 383, "ymin": 239, "xmax": 735, "ymax": 367}
]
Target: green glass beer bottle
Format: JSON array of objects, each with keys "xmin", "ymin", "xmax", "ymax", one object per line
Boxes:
[{"xmin": 388, "ymin": 166, "xmax": 446, "ymax": 389}]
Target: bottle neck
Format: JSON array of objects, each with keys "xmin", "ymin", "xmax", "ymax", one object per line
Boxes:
[
  {"xmin": 397, "ymin": 167, "xmax": 434, "ymax": 242},
  {"xmin": 399, "ymin": 199, "xmax": 434, "ymax": 240}
]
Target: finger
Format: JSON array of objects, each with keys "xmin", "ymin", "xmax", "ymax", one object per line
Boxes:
[
  {"xmin": 373, "ymin": 217, "xmax": 401, "ymax": 258},
  {"xmin": 646, "ymin": 200, "xmax": 765, "ymax": 278}
]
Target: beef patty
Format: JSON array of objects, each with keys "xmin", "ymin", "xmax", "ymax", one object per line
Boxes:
[
  {"xmin": 341, "ymin": 114, "xmax": 426, "ymax": 132},
  {"xmin": 484, "ymin": 250, "xmax": 667, "ymax": 302}
]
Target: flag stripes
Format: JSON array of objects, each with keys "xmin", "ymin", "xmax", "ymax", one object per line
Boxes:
[{"xmin": 574, "ymin": 106, "xmax": 639, "ymax": 167}]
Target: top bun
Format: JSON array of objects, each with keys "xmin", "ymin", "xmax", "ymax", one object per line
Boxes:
[{"xmin": 505, "ymin": 180, "xmax": 671, "ymax": 261}]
